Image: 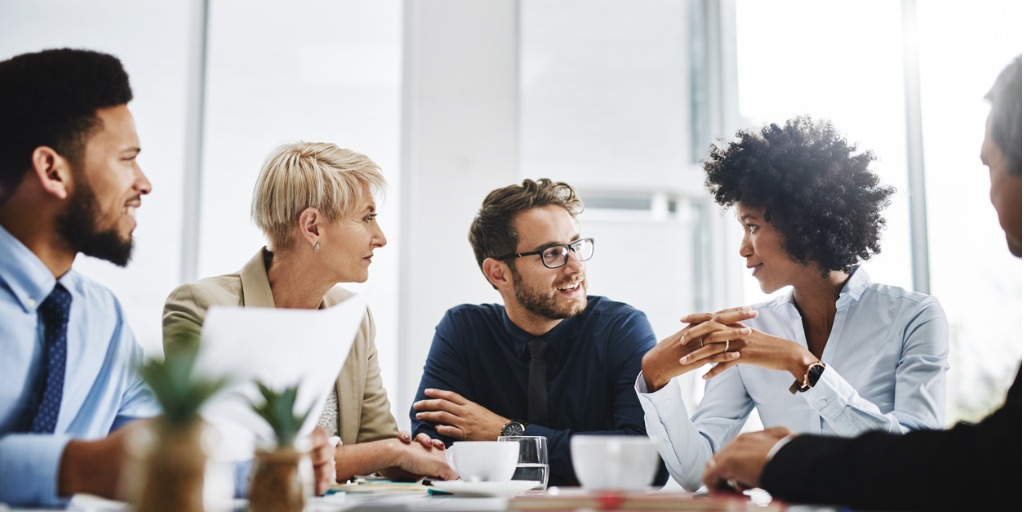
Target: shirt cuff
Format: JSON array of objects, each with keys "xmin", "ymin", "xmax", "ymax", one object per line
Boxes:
[
  {"xmin": 635, "ymin": 372, "xmax": 684, "ymax": 408},
  {"xmin": 800, "ymin": 365, "xmax": 851, "ymax": 420},
  {"xmin": 0, "ymin": 433, "xmax": 73, "ymax": 507},
  {"xmin": 635, "ymin": 372, "xmax": 651, "ymax": 394}
]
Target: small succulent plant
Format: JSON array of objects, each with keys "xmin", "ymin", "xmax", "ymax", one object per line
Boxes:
[
  {"xmin": 250, "ymin": 382, "xmax": 316, "ymax": 448},
  {"xmin": 139, "ymin": 341, "xmax": 229, "ymax": 428}
]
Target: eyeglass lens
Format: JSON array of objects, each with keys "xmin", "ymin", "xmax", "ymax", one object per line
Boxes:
[{"xmin": 540, "ymin": 239, "xmax": 594, "ymax": 268}]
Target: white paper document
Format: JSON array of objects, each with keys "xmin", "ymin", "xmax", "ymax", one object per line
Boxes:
[{"xmin": 192, "ymin": 293, "xmax": 366, "ymax": 461}]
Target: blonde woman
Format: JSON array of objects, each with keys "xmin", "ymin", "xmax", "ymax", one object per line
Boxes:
[{"xmin": 163, "ymin": 142, "xmax": 456, "ymax": 483}]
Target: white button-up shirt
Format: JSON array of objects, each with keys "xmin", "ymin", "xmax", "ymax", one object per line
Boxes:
[{"xmin": 637, "ymin": 267, "xmax": 948, "ymax": 491}]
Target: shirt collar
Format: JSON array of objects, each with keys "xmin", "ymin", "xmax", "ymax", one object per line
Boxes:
[
  {"xmin": 502, "ymin": 309, "xmax": 573, "ymax": 358},
  {"xmin": 779, "ymin": 265, "xmax": 870, "ymax": 310},
  {"xmin": 0, "ymin": 224, "xmax": 58, "ymax": 313},
  {"xmin": 839, "ymin": 265, "xmax": 869, "ymax": 302}
]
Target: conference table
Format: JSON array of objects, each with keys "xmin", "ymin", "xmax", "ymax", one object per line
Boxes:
[{"xmin": 4, "ymin": 483, "xmax": 845, "ymax": 511}]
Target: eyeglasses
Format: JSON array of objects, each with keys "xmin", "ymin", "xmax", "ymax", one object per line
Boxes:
[{"xmin": 496, "ymin": 238, "xmax": 595, "ymax": 269}]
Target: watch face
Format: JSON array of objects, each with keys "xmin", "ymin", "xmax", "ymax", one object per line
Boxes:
[
  {"xmin": 807, "ymin": 363, "xmax": 826, "ymax": 387},
  {"xmin": 501, "ymin": 422, "xmax": 525, "ymax": 437}
]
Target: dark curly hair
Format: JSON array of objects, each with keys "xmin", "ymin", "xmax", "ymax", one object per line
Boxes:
[
  {"xmin": 0, "ymin": 48, "xmax": 133, "ymax": 203},
  {"xmin": 469, "ymin": 178, "xmax": 583, "ymax": 287},
  {"xmin": 703, "ymin": 116, "xmax": 894, "ymax": 276}
]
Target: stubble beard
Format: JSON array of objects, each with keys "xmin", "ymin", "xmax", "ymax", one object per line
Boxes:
[{"xmin": 510, "ymin": 266, "xmax": 587, "ymax": 320}]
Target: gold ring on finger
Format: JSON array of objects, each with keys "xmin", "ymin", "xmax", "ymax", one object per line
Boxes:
[
  {"xmin": 723, "ymin": 340, "xmax": 730, "ymax": 353},
  {"xmin": 700, "ymin": 337, "xmax": 705, "ymax": 348}
]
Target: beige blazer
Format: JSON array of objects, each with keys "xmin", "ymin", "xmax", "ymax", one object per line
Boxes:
[{"xmin": 162, "ymin": 248, "xmax": 399, "ymax": 446}]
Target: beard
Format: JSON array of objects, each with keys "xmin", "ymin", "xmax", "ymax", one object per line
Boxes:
[
  {"xmin": 56, "ymin": 179, "xmax": 134, "ymax": 267},
  {"xmin": 510, "ymin": 266, "xmax": 588, "ymax": 320}
]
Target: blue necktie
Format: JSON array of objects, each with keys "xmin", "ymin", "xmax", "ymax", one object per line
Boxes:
[{"xmin": 27, "ymin": 283, "xmax": 72, "ymax": 434}]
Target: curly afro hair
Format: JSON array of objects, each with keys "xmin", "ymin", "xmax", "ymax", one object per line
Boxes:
[{"xmin": 703, "ymin": 116, "xmax": 894, "ymax": 276}]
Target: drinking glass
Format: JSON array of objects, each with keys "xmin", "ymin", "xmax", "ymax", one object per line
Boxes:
[{"xmin": 498, "ymin": 435, "xmax": 549, "ymax": 490}]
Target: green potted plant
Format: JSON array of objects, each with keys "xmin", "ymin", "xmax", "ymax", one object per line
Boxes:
[
  {"xmin": 132, "ymin": 341, "xmax": 229, "ymax": 512},
  {"xmin": 247, "ymin": 382, "xmax": 316, "ymax": 512}
]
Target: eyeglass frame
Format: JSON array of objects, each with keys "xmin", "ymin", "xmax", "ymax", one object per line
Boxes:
[{"xmin": 494, "ymin": 237, "xmax": 595, "ymax": 269}]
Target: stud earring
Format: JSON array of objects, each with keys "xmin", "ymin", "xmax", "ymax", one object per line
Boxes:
[{"xmin": 314, "ymin": 241, "xmax": 320, "ymax": 253}]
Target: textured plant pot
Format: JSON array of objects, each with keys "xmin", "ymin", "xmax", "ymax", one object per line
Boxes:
[
  {"xmin": 134, "ymin": 419, "xmax": 208, "ymax": 512},
  {"xmin": 248, "ymin": 447, "xmax": 309, "ymax": 512}
]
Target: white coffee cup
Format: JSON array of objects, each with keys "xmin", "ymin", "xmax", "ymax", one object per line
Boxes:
[
  {"xmin": 445, "ymin": 441, "xmax": 519, "ymax": 482},
  {"xmin": 570, "ymin": 435, "xmax": 660, "ymax": 490}
]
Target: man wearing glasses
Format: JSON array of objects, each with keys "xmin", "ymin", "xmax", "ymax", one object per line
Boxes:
[{"xmin": 410, "ymin": 178, "xmax": 667, "ymax": 487}]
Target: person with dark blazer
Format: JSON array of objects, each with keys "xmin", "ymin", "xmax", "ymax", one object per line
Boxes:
[{"xmin": 701, "ymin": 54, "xmax": 1022, "ymax": 512}]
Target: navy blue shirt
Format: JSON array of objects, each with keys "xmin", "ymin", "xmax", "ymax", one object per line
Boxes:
[{"xmin": 410, "ymin": 295, "xmax": 668, "ymax": 486}]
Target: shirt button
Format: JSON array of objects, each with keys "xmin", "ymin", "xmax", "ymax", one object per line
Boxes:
[
  {"xmin": 818, "ymin": 399, "xmax": 828, "ymax": 408},
  {"xmin": 26, "ymin": 298, "xmax": 37, "ymax": 308}
]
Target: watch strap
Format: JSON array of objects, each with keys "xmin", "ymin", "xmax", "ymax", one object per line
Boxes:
[{"xmin": 789, "ymin": 361, "xmax": 826, "ymax": 394}]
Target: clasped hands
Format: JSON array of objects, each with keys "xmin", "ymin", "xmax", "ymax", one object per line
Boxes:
[
  {"xmin": 642, "ymin": 305, "xmax": 820, "ymax": 394},
  {"xmin": 641, "ymin": 307, "xmax": 756, "ymax": 391}
]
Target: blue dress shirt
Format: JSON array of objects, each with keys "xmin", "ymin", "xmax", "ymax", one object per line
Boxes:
[
  {"xmin": 0, "ymin": 225, "xmax": 160, "ymax": 507},
  {"xmin": 637, "ymin": 267, "xmax": 949, "ymax": 490},
  {"xmin": 410, "ymin": 296, "xmax": 668, "ymax": 486}
]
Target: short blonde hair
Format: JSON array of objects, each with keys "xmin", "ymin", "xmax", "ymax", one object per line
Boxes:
[{"xmin": 251, "ymin": 141, "xmax": 386, "ymax": 249}]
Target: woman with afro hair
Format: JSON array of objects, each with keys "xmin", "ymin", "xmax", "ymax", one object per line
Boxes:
[{"xmin": 636, "ymin": 116, "xmax": 949, "ymax": 491}]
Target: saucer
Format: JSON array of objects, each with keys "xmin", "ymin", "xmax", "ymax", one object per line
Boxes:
[{"xmin": 430, "ymin": 480, "xmax": 538, "ymax": 497}]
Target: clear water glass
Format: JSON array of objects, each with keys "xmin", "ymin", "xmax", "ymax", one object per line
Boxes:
[{"xmin": 498, "ymin": 435, "xmax": 549, "ymax": 490}]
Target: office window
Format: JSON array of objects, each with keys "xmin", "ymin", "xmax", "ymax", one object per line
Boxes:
[
  {"xmin": 916, "ymin": 1, "xmax": 1021, "ymax": 421},
  {"xmin": 520, "ymin": 0, "xmax": 718, "ymax": 413},
  {"xmin": 200, "ymin": 0, "xmax": 403, "ymax": 397}
]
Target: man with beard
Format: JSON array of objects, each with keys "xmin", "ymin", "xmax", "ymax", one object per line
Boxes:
[
  {"xmin": 701, "ymin": 55, "xmax": 1021, "ymax": 511},
  {"xmin": 0, "ymin": 48, "xmax": 159, "ymax": 507},
  {"xmin": 0, "ymin": 49, "xmax": 337, "ymax": 507},
  {"xmin": 410, "ymin": 178, "xmax": 667, "ymax": 486}
]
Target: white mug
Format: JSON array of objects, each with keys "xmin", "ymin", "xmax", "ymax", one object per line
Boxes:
[
  {"xmin": 445, "ymin": 441, "xmax": 519, "ymax": 482},
  {"xmin": 570, "ymin": 435, "xmax": 660, "ymax": 490}
]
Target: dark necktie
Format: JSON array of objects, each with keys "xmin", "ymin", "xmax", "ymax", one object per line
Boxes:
[
  {"xmin": 527, "ymin": 337, "xmax": 549, "ymax": 425},
  {"xmin": 27, "ymin": 283, "xmax": 72, "ymax": 433}
]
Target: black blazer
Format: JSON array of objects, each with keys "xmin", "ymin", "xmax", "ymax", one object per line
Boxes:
[{"xmin": 762, "ymin": 364, "xmax": 1022, "ymax": 511}]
